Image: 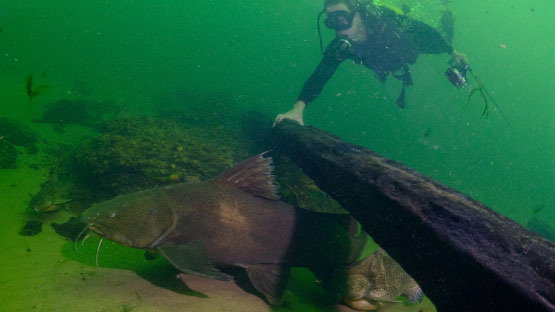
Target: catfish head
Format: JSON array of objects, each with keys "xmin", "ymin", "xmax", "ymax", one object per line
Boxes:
[{"xmin": 81, "ymin": 189, "xmax": 175, "ymax": 249}]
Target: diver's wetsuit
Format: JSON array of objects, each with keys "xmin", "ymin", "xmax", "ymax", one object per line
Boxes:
[{"xmin": 298, "ymin": 5, "xmax": 453, "ymax": 107}]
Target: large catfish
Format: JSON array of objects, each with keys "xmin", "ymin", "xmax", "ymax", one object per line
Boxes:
[{"xmin": 81, "ymin": 153, "xmax": 361, "ymax": 304}]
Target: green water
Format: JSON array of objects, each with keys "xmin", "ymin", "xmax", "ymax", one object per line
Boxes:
[{"xmin": 1, "ymin": 1, "xmax": 553, "ymax": 311}]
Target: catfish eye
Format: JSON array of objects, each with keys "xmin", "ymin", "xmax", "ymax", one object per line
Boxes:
[{"xmin": 109, "ymin": 211, "xmax": 116, "ymax": 218}]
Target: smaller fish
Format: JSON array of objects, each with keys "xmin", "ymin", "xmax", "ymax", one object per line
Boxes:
[
  {"xmin": 29, "ymin": 167, "xmax": 72, "ymax": 212},
  {"xmin": 532, "ymin": 206, "xmax": 544, "ymax": 215},
  {"xmin": 25, "ymin": 74, "xmax": 52, "ymax": 108},
  {"xmin": 341, "ymin": 248, "xmax": 423, "ymax": 311}
]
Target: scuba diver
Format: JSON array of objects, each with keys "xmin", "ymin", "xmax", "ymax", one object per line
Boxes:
[{"xmin": 273, "ymin": 0, "xmax": 468, "ymax": 126}]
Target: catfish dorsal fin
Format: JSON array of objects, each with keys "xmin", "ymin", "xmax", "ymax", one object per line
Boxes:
[{"xmin": 215, "ymin": 151, "xmax": 279, "ymax": 200}]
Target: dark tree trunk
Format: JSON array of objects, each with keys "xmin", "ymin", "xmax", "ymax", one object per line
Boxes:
[{"xmin": 272, "ymin": 120, "xmax": 555, "ymax": 312}]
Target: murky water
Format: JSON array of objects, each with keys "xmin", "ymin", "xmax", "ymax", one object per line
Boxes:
[{"xmin": 1, "ymin": 1, "xmax": 553, "ymax": 311}]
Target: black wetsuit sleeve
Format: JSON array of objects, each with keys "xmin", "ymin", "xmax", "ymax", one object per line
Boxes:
[
  {"xmin": 403, "ymin": 18, "xmax": 453, "ymax": 54},
  {"xmin": 297, "ymin": 41, "xmax": 344, "ymax": 105}
]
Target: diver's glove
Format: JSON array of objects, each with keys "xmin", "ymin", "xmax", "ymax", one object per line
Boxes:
[
  {"xmin": 446, "ymin": 50, "xmax": 470, "ymax": 88},
  {"xmin": 449, "ymin": 50, "xmax": 468, "ymax": 68},
  {"xmin": 273, "ymin": 100, "xmax": 305, "ymax": 127}
]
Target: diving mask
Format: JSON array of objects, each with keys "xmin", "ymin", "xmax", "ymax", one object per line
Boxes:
[{"xmin": 324, "ymin": 10, "xmax": 355, "ymax": 31}]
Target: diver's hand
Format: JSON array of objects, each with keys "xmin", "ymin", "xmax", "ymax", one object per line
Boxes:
[
  {"xmin": 273, "ymin": 100, "xmax": 305, "ymax": 127},
  {"xmin": 449, "ymin": 50, "xmax": 468, "ymax": 67}
]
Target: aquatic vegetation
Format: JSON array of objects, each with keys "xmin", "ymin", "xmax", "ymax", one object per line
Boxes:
[
  {"xmin": 465, "ymin": 76, "xmax": 489, "ymax": 118},
  {"xmin": 0, "ymin": 117, "xmax": 39, "ymax": 153},
  {"xmin": 465, "ymin": 73, "xmax": 511, "ymax": 126},
  {"xmin": 73, "ymin": 117, "xmax": 249, "ymax": 195},
  {"xmin": 49, "ymin": 109, "xmax": 339, "ymax": 220}
]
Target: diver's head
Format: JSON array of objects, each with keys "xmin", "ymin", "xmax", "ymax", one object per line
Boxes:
[
  {"xmin": 324, "ymin": 0, "xmax": 357, "ymax": 12},
  {"xmin": 323, "ymin": 0, "xmax": 366, "ymax": 42}
]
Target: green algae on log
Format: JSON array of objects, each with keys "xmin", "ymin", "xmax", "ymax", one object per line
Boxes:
[{"xmin": 273, "ymin": 120, "xmax": 555, "ymax": 312}]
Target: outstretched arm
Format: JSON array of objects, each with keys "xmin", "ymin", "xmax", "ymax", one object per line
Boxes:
[
  {"xmin": 297, "ymin": 42, "xmax": 344, "ymax": 104},
  {"xmin": 273, "ymin": 40, "xmax": 344, "ymax": 127}
]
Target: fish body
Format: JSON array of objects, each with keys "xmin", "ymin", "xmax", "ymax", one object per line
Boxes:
[
  {"xmin": 341, "ymin": 248, "xmax": 423, "ymax": 311},
  {"xmin": 30, "ymin": 168, "xmax": 72, "ymax": 212},
  {"xmin": 81, "ymin": 153, "xmax": 357, "ymax": 303}
]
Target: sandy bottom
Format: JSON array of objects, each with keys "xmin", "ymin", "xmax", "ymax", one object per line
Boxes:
[{"xmin": 0, "ymin": 140, "xmax": 436, "ymax": 312}]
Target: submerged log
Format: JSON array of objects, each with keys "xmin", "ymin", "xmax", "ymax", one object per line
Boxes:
[{"xmin": 272, "ymin": 121, "xmax": 555, "ymax": 312}]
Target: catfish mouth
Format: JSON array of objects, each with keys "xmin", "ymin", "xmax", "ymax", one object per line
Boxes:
[
  {"xmin": 88, "ymin": 224, "xmax": 104, "ymax": 236},
  {"xmin": 87, "ymin": 223, "xmax": 123, "ymax": 244},
  {"xmin": 86, "ymin": 222, "xmax": 168, "ymax": 249},
  {"xmin": 31, "ymin": 199, "xmax": 54, "ymax": 212},
  {"xmin": 87, "ymin": 224, "xmax": 134, "ymax": 247},
  {"xmin": 81, "ymin": 209, "xmax": 178, "ymax": 249}
]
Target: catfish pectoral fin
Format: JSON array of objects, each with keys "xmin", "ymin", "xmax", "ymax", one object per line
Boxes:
[
  {"xmin": 246, "ymin": 264, "xmax": 289, "ymax": 305},
  {"xmin": 158, "ymin": 241, "xmax": 232, "ymax": 281}
]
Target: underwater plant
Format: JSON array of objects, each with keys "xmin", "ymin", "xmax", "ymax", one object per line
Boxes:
[
  {"xmin": 465, "ymin": 73, "xmax": 511, "ymax": 126},
  {"xmin": 73, "ymin": 117, "xmax": 249, "ymax": 196}
]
